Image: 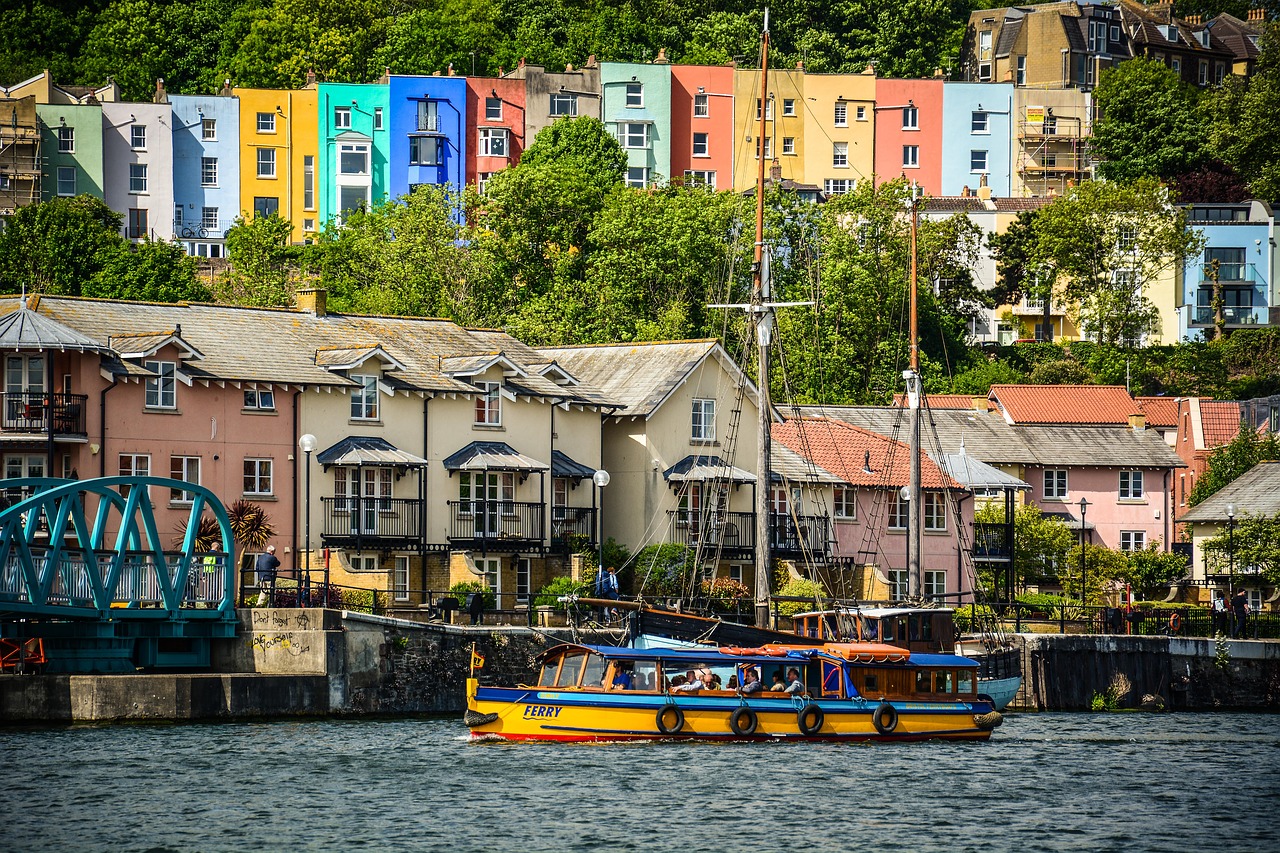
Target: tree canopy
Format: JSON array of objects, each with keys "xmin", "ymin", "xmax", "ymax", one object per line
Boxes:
[{"xmin": 1092, "ymin": 57, "xmax": 1207, "ymax": 183}]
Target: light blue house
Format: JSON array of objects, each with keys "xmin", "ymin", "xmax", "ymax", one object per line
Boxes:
[
  {"xmin": 317, "ymin": 81, "xmax": 390, "ymax": 227},
  {"xmin": 170, "ymin": 92, "xmax": 240, "ymax": 257},
  {"xmin": 1179, "ymin": 201, "xmax": 1275, "ymax": 341},
  {"xmin": 940, "ymin": 82, "xmax": 1013, "ymax": 197},
  {"xmin": 600, "ymin": 61, "xmax": 671, "ymax": 188},
  {"xmin": 388, "ymin": 75, "xmax": 467, "ymax": 202}
]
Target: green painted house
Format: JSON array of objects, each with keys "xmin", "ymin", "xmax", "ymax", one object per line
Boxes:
[{"xmin": 37, "ymin": 103, "xmax": 104, "ymax": 201}]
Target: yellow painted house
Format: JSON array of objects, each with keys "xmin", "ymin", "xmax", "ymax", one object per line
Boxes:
[
  {"xmin": 801, "ymin": 70, "xmax": 876, "ymax": 197},
  {"xmin": 232, "ymin": 83, "xmax": 319, "ymax": 242},
  {"xmin": 732, "ymin": 66, "xmax": 805, "ymax": 192}
]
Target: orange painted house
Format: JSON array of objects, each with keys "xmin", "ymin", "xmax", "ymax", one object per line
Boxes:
[
  {"xmin": 873, "ymin": 78, "xmax": 943, "ymax": 195},
  {"xmin": 670, "ymin": 64, "xmax": 735, "ymax": 191},
  {"xmin": 465, "ymin": 76, "xmax": 525, "ymax": 190}
]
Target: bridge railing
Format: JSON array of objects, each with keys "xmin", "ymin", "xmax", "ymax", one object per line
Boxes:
[{"xmin": 1, "ymin": 547, "xmax": 232, "ymax": 610}]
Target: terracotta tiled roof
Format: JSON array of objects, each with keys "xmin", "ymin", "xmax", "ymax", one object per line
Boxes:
[
  {"xmin": 892, "ymin": 393, "xmax": 986, "ymax": 410},
  {"xmin": 1136, "ymin": 396, "xmax": 1179, "ymax": 428},
  {"xmin": 992, "ymin": 198, "xmax": 1053, "ymax": 212},
  {"xmin": 772, "ymin": 418, "xmax": 961, "ymax": 489},
  {"xmin": 990, "ymin": 384, "xmax": 1140, "ymax": 425},
  {"xmin": 1200, "ymin": 401, "xmax": 1242, "ymax": 448}
]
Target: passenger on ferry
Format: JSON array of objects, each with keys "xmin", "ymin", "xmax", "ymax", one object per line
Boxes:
[
  {"xmin": 739, "ymin": 667, "xmax": 763, "ymax": 694},
  {"xmin": 705, "ymin": 671, "xmax": 722, "ymax": 690},
  {"xmin": 611, "ymin": 664, "xmax": 634, "ymax": 690},
  {"xmin": 672, "ymin": 670, "xmax": 706, "ymax": 692},
  {"xmin": 783, "ymin": 668, "xmax": 805, "ymax": 695},
  {"xmin": 770, "ymin": 670, "xmax": 786, "ymax": 691}
]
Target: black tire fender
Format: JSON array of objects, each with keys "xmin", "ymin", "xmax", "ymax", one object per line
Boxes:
[
  {"xmin": 797, "ymin": 702, "xmax": 824, "ymax": 736},
  {"xmin": 729, "ymin": 706, "xmax": 758, "ymax": 736},
  {"xmin": 656, "ymin": 703, "xmax": 684, "ymax": 735},
  {"xmin": 873, "ymin": 702, "xmax": 898, "ymax": 735}
]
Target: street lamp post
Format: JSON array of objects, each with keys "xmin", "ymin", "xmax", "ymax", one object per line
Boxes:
[
  {"xmin": 593, "ymin": 469, "xmax": 610, "ymax": 575},
  {"xmin": 299, "ymin": 433, "xmax": 318, "ymax": 607},
  {"xmin": 1078, "ymin": 497, "xmax": 1090, "ymax": 609},
  {"xmin": 1226, "ymin": 502, "xmax": 1236, "ymax": 598}
]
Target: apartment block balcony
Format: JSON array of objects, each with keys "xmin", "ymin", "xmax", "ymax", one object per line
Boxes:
[
  {"xmin": 1009, "ymin": 298, "xmax": 1058, "ymax": 316},
  {"xmin": 667, "ymin": 510, "xmax": 756, "ymax": 559},
  {"xmin": 769, "ymin": 513, "xmax": 830, "ymax": 562},
  {"xmin": 973, "ymin": 522, "xmax": 1013, "ymax": 562},
  {"xmin": 1199, "ymin": 262, "xmax": 1263, "ymax": 286},
  {"xmin": 447, "ymin": 500, "xmax": 545, "ymax": 552},
  {"xmin": 174, "ymin": 218, "xmax": 236, "ymax": 241},
  {"xmin": 0, "ymin": 392, "xmax": 88, "ymax": 437},
  {"xmin": 320, "ymin": 497, "xmax": 423, "ymax": 549},
  {"xmin": 1190, "ymin": 305, "xmax": 1267, "ymax": 327},
  {"xmin": 549, "ymin": 506, "xmax": 597, "ymax": 555}
]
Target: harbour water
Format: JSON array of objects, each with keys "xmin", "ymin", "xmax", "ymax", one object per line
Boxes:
[{"xmin": 2, "ymin": 712, "xmax": 1278, "ymax": 852}]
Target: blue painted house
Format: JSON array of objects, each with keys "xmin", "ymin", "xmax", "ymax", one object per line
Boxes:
[
  {"xmin": 1179, "ymin": 201, "xmax": 1275, "ymax": 340},
  {"xmin": 388, "ymin": 75, "xmax": 467, "ymax": 200},
  {"xmin": 940, "ymin": 82, "xmax": 1013, "ymax": 197},
  {"xmin": 170, "ymin": 92, "xmax": 240, "ymax": 257},
  {"xmin": 317, "ymin": 81, "xmax": 390, "ymax": 226}
]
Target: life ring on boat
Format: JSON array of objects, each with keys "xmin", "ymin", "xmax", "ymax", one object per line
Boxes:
[
  {"xmin": 656, "ymin": 704, "xmax": 685, "ymax": 735},
  {"xmin": 872, "ymin": 702, "xmax": 899, "ymax": 735},
  {"xmin": 1168, "ymin": 612, "xmax": 1182, "ymax": 633},
  {"xmin": 797, "ymin": 703, "xmax": 824, "ymax": 736},
  {"xmin": 729, "ymin": 706, "xmax": 758, "ymax": 736}
]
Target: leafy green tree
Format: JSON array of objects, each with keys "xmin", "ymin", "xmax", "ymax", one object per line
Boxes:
[
  {"xmin": 85, "ymin": 238, "xmax": 209, "ymax": 303},
  {"xmin": 518, "ymin": 116, "xmax": 627, "ymax": 189},
  {"xmin": 1189, "ymin": 427, "xmax": 1280, "ymax": 506},
  {"xmin": 1032, "ymin": 179, "xmax": 1204, "ymax": 346},
  {"xmin": 950, "ymin": 357, "xmax": 1025, "ymax": 394},
  {"xmin": 0, "ymin": 195, "xmax": 123, "ymax": 295},
  {"xmin": 0, "ymin": 0, "xmax": 102, "ymax": 86},
  {"xmin": 1063, "ymin": 542, "xmax": 1129, "ymax": 606},
  {"xmin": 221, "ymin": 0, "xmax": 386, "ymax": 89},
  {"xmin": 630, "ymin": 543, "xmax": 697, "ymax": 598},
  {"xmin": 216, "ymin": 214, "xmax": 300, "ymax": 307},
  {"xmin": 1200, "ymin": 22, "xmax": 1280, "ymax": 200},
  {"xmin": 76, "ymin": 0, "xmax": 172, "ymax": 102},
  {"xmin": 373, "ymin": 0, "xmax": 502, "ymax": 77},
  {"xmin": 1122, "ymin": 545, "xmax": 1191, "ymax": 599},
  {"xmin": 1092, "ymin": 57, "xmax": 1207, "ymax": 183},
  {"xmin": 1202, "ymin": 512, "xmax": 1280, "ymax": 586},
  {"xmin": 678, "ymin": 11, "xmax": 761, "ymax": 65},
  {"xmin": 975, "ymin": 502, "xmax": 1076, "ymax": 593}
]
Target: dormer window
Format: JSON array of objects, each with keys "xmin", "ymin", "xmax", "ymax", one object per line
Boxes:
[
  {"xmin": 351, "ymin": 374, "xmax": 378, "ymax": 420},
  {"xmin": 475, "ymin": 381, "xmax": 501, "ymax": 425},
  {"xmin": 144, "ymin": 360, "xmax": 176, "ymax": 409}
]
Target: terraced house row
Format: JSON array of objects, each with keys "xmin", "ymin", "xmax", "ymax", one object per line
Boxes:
[{"xmin": 0, "ymin": 2, "xmax": 1265, "ymax": 250}]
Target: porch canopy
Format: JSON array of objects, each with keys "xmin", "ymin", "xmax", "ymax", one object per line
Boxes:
[
  {"xmin": 663, "ymin": 454, "xmax": 756, "ymax": 483},
  {"xmin": 551, "ymin": 449, "xmax": 596, "ymax": 480},
  {"xmin": 317, "ymin": 435, "xmax": 428, "ymax": 468},
  {"xmin": 443, "ymin": 440, "xmax": 549, "ymax": 473},
  {"xmin": 0, "ymin": 306, "xmax": 110, "ymax": 352}
]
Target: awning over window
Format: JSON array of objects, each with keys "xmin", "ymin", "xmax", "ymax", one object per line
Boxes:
[
  {"xmin": 1043, "ymin": 511, "xmax": 1095, "ymax": 532},
  {"xmin": 317, "ymin": 436, "xmax": 427, "ymax": 468},
  {"xmin": 443, "ymin": 440, "xmax": 549, "ymax": 472},
  {"xmin": 551, "ymin": 449, "xmax": 596, "ymax": 480},
  {"xmin": 663, "ymin": 454, "xmax": 756, "ymax": 484}
]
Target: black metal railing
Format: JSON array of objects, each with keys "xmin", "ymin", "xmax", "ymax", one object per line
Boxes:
[
  {"xmin": 447, "ymin": 500, "xmax": 544, "ymax": 549},
  {"xmin": 1, "ymin": 392, "xmax": 88, "ymax": 435},
  {"xmin": 549, "ymin": 507, "xmax": 597, "ymax": 554},
  {"xmin": 972, "ymin": 522, "xmax": 1013, "ymax": 561},
  {"xmin": 957, "ymin": 602, "xmax": 1280, "ymax": 640},
  {"xmin": 320, "ymin": 497, "xmax": 423, "ymax": 548},
  {"xmin": 769, "ymin": 513, "xmax": 830, "ymax": 559},
  {"xmin": 666, "ymin": 510, "xmax": 756, "ymax": 554}
]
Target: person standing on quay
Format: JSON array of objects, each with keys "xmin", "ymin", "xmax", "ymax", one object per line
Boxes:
[
  {"xmin": 255, "ymin": 544, "xmax": 280, "ymax": 607},
  {"xmin": 1230, "ymin": 589, "xmax": 1249, "ymax": 639}
]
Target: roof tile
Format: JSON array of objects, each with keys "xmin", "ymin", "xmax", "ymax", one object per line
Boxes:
[
  {"xmin": 990, "ymin": 384, "xmax": 1140, "ymax": 425},
  {"xmin": 772, "ymin": 418, "xmax": 961, "ymax": 489}
]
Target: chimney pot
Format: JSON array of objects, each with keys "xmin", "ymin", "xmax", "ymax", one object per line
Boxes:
[
  {"xmin": 587, "ymin": 54, "xmax": 597, "ymax": 68},
  {"xmin": 769, "ymin": 160, "xmax": 782, "ymax": 181},
  {"xmin": 796, "ymin": 60, "xmax": 804, "ymax": 69},
  {"xmin": 973, "ymin": 396, "xmax": 990, "ymax": 412}
]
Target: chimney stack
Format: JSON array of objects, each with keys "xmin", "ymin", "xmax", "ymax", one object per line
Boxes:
[
  {"xmin": 769, "ymin": 160, "xmax": 782, "ymax": 182},
  {"xmin": 655, "ymin": 48, "xmax": 668, "ymax": 64},
  {"xmin": 305, "ymin": 68, "xmax": 317, "ymax": 87},
  {"xmin": 1129, "ymin": 413, "xmax": 1147, "ymax": 431},
  {"xmin": 219, "ymin": 78, "xmax": 233, "ymax": 97},
  {"xmin": 1248, "ymin": 8, "xmax": 1265, "ymax": 21},
  {"xmin": 297, "ymin": 287, "xmax": 327, "ymax": 318},
  {"xmin": 587, "ymin": 55, "xmax": 597, "ymax": 68}
]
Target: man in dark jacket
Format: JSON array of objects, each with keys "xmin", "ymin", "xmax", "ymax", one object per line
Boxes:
[
  {"xmin": 1231, "ymin": 589, "xmax": 1249, "ymax": 639},
  {"xmin": 255, "ymin": 544, "xmax": 280, "ymax": 606}
]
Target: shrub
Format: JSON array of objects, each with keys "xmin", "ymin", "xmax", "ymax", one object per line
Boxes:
[
  {"xmin": 953, "ymin": 603, "xmax": 996, "ymax": 633},
  {"xmin": 700, "ymin": 577, "xmax": 751, "ymax": 611},
  {"xmin": 774, "ymin": 577, "xmax": 826, "ymax": 616},
  {"xmin": 449, "ymin": 580, "xmax": 496, "ymax": 610},
  {"xmin": 534, "ymin": 576, "xmax": 588, "ymax": 608},
  {"xmin": 630, "ymin": 544, "xmax": 696, "ymax": 597}
]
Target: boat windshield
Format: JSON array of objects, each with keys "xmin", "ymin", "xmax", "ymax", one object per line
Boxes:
[
  {"xmin": 582, "ymin": 653, "xmax": 607, "ymax": 687},
  {"xmin": 957, "ymin": 669, "xmax": 974, "ymax": 694},
  {"xmin": 556, "ymin": 651, "xmax": 586, "ymax": 687}
]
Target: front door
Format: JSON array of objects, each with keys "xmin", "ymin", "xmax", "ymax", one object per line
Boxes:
[{"xmin": 4, "ymin": 355, "xmax": 45, "ymax": 429}]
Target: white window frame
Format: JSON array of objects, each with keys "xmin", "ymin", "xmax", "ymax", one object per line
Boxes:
[
  {"xmin": 856, "ymin": 105, "xmax": 867, "ymax": 121},
  {"xmin": 755, "ymin": 99, "xmax": 773, "ymax": 121},
  {"xmin": 549, "ymin": 93, "xmax": 578, "ymax": 116},
  {"xmin": 56, "ymin": 166, "xmax": 76, "ymax": 196},
  {"xmin": 692, "ymin": 132, "xmax": 709, "ymax": 157},
  {"xmin": 169, "ymin": 455, "xmax": 201, "ymax": 504},
  {"xmin": 1120, "ymin": 470, "xmax": 1144, "ymax": 500},
  {"xmin": 824, "ymin": 178, "xmax": 853, "ymax": 195},
  {"xmin": 303, "ymin": 155, "xmax": 315, "ymax": 209},
  {"xmin": 256, "ymin": 112, "xmax": 276, "ymax": 133},
  {"xmin": 1044, "ymin": 469, "xmax": 1067, "ymax": 499},
  {"xmin": 902, "ymin": 106, "xmax": 919, "ymax": 130},
  {"xmin": 834, "ymin": 102, "xmax": 847, "ymax": 126},
  {"xmin": 129, "ymin": 163, "xmax": 148, "ymax": 193},
  {"xmin": 691, "ymin": 398, "xmax": 716, "ymax": 442},
  {"xmin": 924, "ymin": 570, "xmax": 946, "ymax": 601},
  {"xmin": 625, "ymin": 82, "xmax": 643, "ymax": 108},
  {"xmin": 57, "ymin": 126, "xmax": 74, "ymax": 153},
  {"xmin": 243, "ymin": 458, "xmax": 274, "ymax": 496},
  {"xmin": 516, "ymin": 556, "xmax": 531, "ymax": 604},
  {"xmin": 256, "ymin": 148, "xmax": 276, "ymax": 178},
  {"xmin": 485, "ymin": 97, "xmax": 502, "ymax": 121},
  {"xmin": 834, "ymin": 487, "xmax": 857, "ymax": 519},
  {"xmin": 683, "ymin": 170, "xmax": 716, "ymax": 188},
  {"xmin": 475, "ymin": 381, "xmax": 501, "ymax": 426},
  {"xmin": 201, "ymin": 206, "xmax": 218, "ymax": 230},
  {"xmin": 131, "ymin": 124, "xmax": 146, "ymax": 149},
  {"xmin": 626, "ymin": 166, "xmax": 648, "ymax": 188},
  {"xmin": 334, "ymin": 107, "xmax": 352, "ymax": 129},
  {"xmin": 924, "ymin": 492, "xmax": 947, "ymax": 531},
  {"xmin": 833, "ymin": 142, "xmax": 848, "ymax": 168},
  {"xmin": 118, "ymin": 453, "xmax": 150, "ymax": 497},
  {"xmin": 619, "ymin": 122, "xmax": 648, "ymax": 149},
  {"xmin": 243, "ymin": 388, "xmax": 275, "ymax": 410},
  {"xmin": 888, "ymin": 569, "xmax": 908, "ymax": 600},
  {"xmin": 200, "ymin": 156, "xmax": 218, "ymax": 187},
  {"xmin": 394, "ymin": 556, "xmax": 409, "ymax": 601},
  {"xmin": 351, "ymin": 374, "xmax": 379, "ymax": 420},
  {"xmin": 782, "ymin": 98, "xmax": 796, "ymax": 116},
  {"xmin": 782, "ymin": 136, "xmax": 795, "ymax": 155},
  {"xmin": 373, "ymin": 107, "xmax": 383, "ymax": 130},
  {"xmin": 201, "ymin": 118, "xmax": 216, "ymax": 141},
  {"xmin": 971, "ymin": 149, "xmax": 988, "ymax": 172},
  {"xmin": 693, "ymin": 94, "xmax": 709, "ymax": 117},
  {"xmin": 339, "ymin": 142, "xmax": 370, "ymax": 176},
  {"xmin": 144, "ymin": 360, "xmax": 176, "ymax": 409},
  {"xmin": 1016, "ymin": 56, "xmax": 1027, "ymax": 86},
  {"xmin": 972, "ymin": 111, "xmax": 989, "ymax": 133},
  {"xmin": 479, "ymin": 127, "xmax": 508, "ymax": 157},
  {"xmin": 903, "ymin": 145, "xmax": 919, "ymax": 168},
  {"xmin": 889, "ymin": 493, "xmax": 909, "ymax": 529},
  {"xmin": 1119, "ymin": 530, "xmax": 1146, "ymax": 552}
]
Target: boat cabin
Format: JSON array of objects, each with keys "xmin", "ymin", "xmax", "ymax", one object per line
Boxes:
[
  {"xmin": 531, "ymin": 643, "xmax": 979, "ymax": 703},
  {"xmin": 791, "ymin": 607, "xmax": 957, "ymax": 655}
]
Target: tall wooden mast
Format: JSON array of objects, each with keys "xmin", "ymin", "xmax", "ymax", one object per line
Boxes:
[
  {"xmin": 752, "ymin": 9, "xmax": 773, "ymax": 628},
  {"xmin": 906, "ymin": 183, "xmax": 923, "ymax": 599}
]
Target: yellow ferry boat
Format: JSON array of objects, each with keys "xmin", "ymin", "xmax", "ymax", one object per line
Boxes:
[{"xmin": 464, "ymin": 641, "xmax": 1003, "ymax": 742}]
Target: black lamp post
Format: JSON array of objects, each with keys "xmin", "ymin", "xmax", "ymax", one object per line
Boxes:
[
  {"xmin": 593, "ymin": 469, "xmax": 610, "ymax": 574},
  {"xmin": 1078, "ymin": 497, "xmax": 1090, "ymax": 607},
  {"xmin": 299, "ymin": 433, "xmax": 317, "ymax": 607},
  {"xmin": 1226, "ymin": 502, "xmax": 1236, "ymax": 598}
]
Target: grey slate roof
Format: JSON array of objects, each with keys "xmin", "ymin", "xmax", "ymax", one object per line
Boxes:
[
  {"xmin": 0, "ymin": 305, "xmax": 109, "ymax": 352},
  {"xmin": 1178, "ymin": 462, "xmax": 1280, "ymax": 523},
  {"xmin": 798, "ymin": 405, "xmax": 1184, "ymax": 469},
  {"xmin": 663, "ymin": 454, "xmax": 756, "ymax": 483},
  {"xmin": 770, "ymin": 441, "xmax": 843, "ymax": 485},
  {"xmin": 0, "ymin": 296, "xmax": 616, "ymax": 408},
  {"xmin": 934, "ymin": 449, "xmax": 1030, "ymax": 490},
  {"xmin": 316, "ymin": 436, "xmax": 428, "ymax": 468},
  {"xmin": 442, "ymin": 441, "xmax": 549, "ymax": 472},
  {"xmin": 539, "ymin": 340, "xmax": 757, "ymax": 419},
  {"xmin": 994, "ymin": 15, "xmax": 1023, "ymax": 58},
  {"xmin": 551, "ymin": 449, "xmax": 596, "ymax": 480}
]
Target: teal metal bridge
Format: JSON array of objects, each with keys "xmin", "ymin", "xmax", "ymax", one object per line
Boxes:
[{"xmin": 0, "ymin": 476, "xmax": 240, "ymax": 672}]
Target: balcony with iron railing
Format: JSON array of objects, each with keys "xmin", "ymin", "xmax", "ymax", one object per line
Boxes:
[
  {"xmin": 973, "ymin": 522, "xmax": 1013, "ymax": 562},
  {"xmin": 1, "ymin": 392, "xmax": 88, "ymax": 436},
  {"xmin": 667, "ymin": 510, "xmax": 756, "ymax": 558},
  {"xmin": 447, "ymin": 500, "xmax": 544, "ymax": 551},
  {"xmin": 769, "ymin": 513, "xmax": 830, "ymax": 561},
  {"xmin": 321, "ymin": 497, "xmax": 423, "ymax": 549},
  {"xmin": 174, "ymin": 218, "xmax": 236, "ymax": 241},
  {"xmin": 549, "ymin": 506, "xmax": 597, "ymax": 555}
]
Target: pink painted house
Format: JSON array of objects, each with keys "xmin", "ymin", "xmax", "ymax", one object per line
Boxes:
[
  {"xmin": 774, "ymin": 418, "xmax": 973, "ymax": 604},
  {"xmin": 670, "ymin": 64, "xmax": 735, "ymax": 191},
  {"xmin": 873, "ymin": 78, "xmax": 943, "ymax": 195},
  {"xmin": 465, "ymin": 76, "xmax": 526, "ymax": 190}
]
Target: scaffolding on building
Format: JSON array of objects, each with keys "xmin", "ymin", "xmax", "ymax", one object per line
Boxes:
[
  {"xmin": 1016, "ymin": 104, "xmax": 1090, "ymax": 198},
  {"xmin": 0, "ymin": 97, "xmax": 42, "ymax": 215}
]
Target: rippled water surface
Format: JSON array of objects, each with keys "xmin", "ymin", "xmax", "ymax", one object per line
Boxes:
[{"xmin": 2, "ymin": 712, "xmax": 1278, "ymax": 852}]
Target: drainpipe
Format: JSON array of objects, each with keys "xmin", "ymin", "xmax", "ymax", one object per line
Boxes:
[
  {"xmin": 1164, "ymin": 468, "xmax": 1171, "ymax": 552},
  {"xmin": 291, "ymin": 387, "xmax": 302, "ymax": 575},
  {"xmin": 421, "ymin": 394, "xmax": 429, "ymax": 596},
  {"xmin": 98, "ymin": 373, "xmax": 119, "ymax": 477}
]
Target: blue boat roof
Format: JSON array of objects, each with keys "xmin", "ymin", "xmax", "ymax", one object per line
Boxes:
[{"xmin": 546, "ymin": 644, "xmax": 977, "ymax": 668}]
